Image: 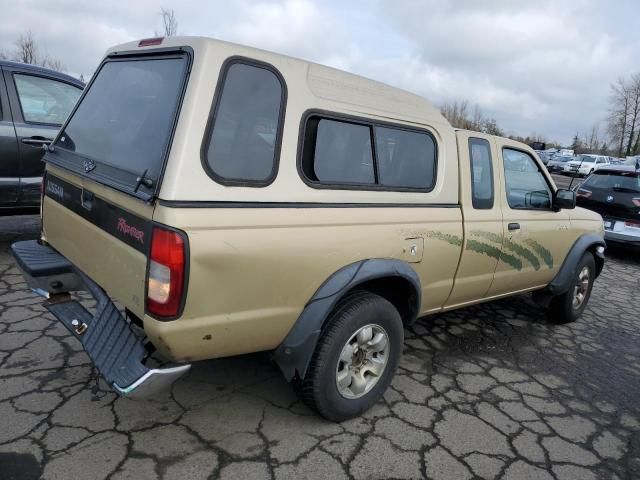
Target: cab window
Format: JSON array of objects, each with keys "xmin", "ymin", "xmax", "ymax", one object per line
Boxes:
[
  {"xmin": 14, "ymin": 74, "xmax": 81, "ymax": 125},
  {"xmin": 468, "ymin": 137, "xmax": 494, "ymax": 209},
  {"xmin": 503, "ymin": 148, "xmax": 551, "ymax": 209},
  {"xmin": 204, "ymin": 60, "xmax": 285, "ymax": 185}
]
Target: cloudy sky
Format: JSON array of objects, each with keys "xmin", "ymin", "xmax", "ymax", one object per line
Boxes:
[{"xmin": 1, "ymin": 0, "xmax": 638, "ymax": 145}]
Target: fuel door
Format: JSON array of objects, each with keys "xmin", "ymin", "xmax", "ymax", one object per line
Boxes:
[{"xmin": 402, "ymin": 237, "xmax": 424, "ymax": 263}]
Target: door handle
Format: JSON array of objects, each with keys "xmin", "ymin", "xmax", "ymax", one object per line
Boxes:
[
  {"xmin": 508, "ymin": 222, "xmax": 521, "ymax": 231},
  {"xmin": 21, "ymin": 137, "xmax": 52, "ymax": 146}
]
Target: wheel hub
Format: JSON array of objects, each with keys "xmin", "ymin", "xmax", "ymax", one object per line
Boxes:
[
  {"xmin": 336, "ymin": 324, "xmax": 390, "ymax": 399},
  {"xmin": 572, "ymin": 265, "xmax": 590, "ymax": 310}
]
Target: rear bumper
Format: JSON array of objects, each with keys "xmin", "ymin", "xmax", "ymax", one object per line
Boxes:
[
  {"xmin": 10, "ymin": 239, "xmax": 191, "ymax": 398},
  {"xmin": 605, "ymin": 230, "xmax": 640, "ymax": 247}
]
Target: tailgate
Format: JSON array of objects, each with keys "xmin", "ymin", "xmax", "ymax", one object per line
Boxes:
[{"xmin": 42, "ymin": 165, "xmax": 154, "ymax": 318}]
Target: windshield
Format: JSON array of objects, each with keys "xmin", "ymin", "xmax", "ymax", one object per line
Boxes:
[
  {"xmin": 53, "ymin": 54, "xmax": 188, "ymax": 197},
  {"xmin": 583, "ymin": 171, "xmax": 640, "ymax": 193}
]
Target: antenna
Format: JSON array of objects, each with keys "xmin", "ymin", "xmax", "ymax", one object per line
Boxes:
[{"xmin": 568, "ymin": 155, "xmax": 585, "ymax": 191}]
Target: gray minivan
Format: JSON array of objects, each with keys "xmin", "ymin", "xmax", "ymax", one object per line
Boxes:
[{"xmin": 0, "ymin": 60, "xmax": 83, "ymax": 212}]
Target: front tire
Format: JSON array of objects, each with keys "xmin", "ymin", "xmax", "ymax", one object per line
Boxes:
[
  {"xmin": 548, "ymin": 252, "xmax": 595, "ymax": 324},
  {"xmin": 300, "ymin": 292, "xmax": 403, "ymax": 422}
]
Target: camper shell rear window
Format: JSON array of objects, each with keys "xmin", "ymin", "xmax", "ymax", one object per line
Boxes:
[{"xmin": 47, "ymin": 50, "xmax": 191, "ymax": 201}]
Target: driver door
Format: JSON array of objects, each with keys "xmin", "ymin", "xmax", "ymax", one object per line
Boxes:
[{"xmin": 487, "ymin": 140, "xmax": 574, "ymax": 296}]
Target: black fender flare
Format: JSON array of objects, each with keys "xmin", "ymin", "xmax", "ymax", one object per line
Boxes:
[
  {"xmin": 273, "ymin": 258, "xmax": 421, "ymax": 381},
  {"xmin": 545, "ymin": 233, "xmax": 605, "ymax": 297}
]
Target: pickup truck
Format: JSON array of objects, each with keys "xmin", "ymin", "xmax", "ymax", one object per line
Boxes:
[{"xmin": 11, "ymin": 36, "xmax": 605, "ymax": 421}]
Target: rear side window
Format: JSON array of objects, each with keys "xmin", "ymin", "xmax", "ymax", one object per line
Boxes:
[
  {"xmin": 468, "ymin": 137, "xmax": 494, "ymax": 209},
  {"xmin": 375, "ymin": 127, "xmax": 436, "ymax": 189},
  {"xmin": 204, "ymin": 60, "xmax": 285, "ymax": 185},
  {"xmin": 300, "ymin": 113, "xmax": 437, "ymax": 191},
  {"xmin": 14, "ymin": 74, "xmax": 81, "ymax": 125},
  {"xmin": 312, "ymin": 119, "xmax": 374, "ymax": 184}
]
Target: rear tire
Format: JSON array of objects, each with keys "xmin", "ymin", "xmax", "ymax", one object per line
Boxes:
[
  {"xmin": 300, "ymin": 292, "xmax": 403, "ymax": 422},
  {"xmin": 548, "ymin": 252, "xmax": 595, "ymax": 324}
]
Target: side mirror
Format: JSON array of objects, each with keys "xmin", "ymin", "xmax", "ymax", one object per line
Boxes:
[{"xmin": 553, "ymin": 188, "xmax": 576, "ymax": 210}]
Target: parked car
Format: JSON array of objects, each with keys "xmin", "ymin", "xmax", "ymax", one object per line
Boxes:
[
  {"xmin": 563, "ymin": 154, "xmax": 612, "ymax": 177},
  {"xmin": 546, "ymin": 154, "xmax": 574, "ymax": 173},
  {"xmin": 576, "ymin": 165, "xmax": 640, "ymax": 248},
  {"xmin": 535, "ymin": 150, "xmax": 551, "ymax": 164},
  {"xmin": 0, "ymin": 61, "xmax": 83, "ymax": 212},
  {"xmin": 11, "ymin": 36, "xmax": 605, "ymax": 421}
]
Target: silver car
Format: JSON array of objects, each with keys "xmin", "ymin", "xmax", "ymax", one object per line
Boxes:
[{"xmin": 546, "ymin": 154, "xmax": 574, "ymax": 173}]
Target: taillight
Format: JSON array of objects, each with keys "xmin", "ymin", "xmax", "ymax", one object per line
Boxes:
[
  {"xmin": 147, "ymin": 226, "xmax": 187, "ymax": 319},
  {"xmin": 576, "ymin": 188, "xmax": 592, "ymax": 198},
  {"xmin": 625, "ymin": 220, "xmax": 640, "ymax": 228},
  {"xmin": 632, "ymin": 198, "xmax": 640, "ymax": 207}
]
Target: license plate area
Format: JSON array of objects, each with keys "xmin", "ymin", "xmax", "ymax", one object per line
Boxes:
[{"xmin": 604, "ymin": 220, "xmax": 614, "ymax": 231}]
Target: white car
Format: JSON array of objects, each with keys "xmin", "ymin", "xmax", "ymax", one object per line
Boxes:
[{"xmin": 564, "ymin": 154, "xmax": 612, "ymax": 176}]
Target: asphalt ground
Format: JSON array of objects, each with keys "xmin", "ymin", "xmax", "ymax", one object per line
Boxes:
[{"xmin": 1, "ymin": 174, "xmax": 638, "ymax": 480}]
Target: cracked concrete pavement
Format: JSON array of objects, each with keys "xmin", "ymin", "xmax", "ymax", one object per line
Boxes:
[{"xmin": 0, "ymin": 213, "xmax": 639, "ymax": 480}]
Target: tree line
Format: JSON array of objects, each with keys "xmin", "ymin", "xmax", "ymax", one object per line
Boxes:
[{"xmin": 442, "ymin": 72, "xmax": 640, "ymax": 158}]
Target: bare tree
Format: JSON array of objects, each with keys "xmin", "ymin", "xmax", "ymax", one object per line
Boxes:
[
  {"xmin": 441, "ymin": 99, "xmax": 506, "ymax": 137},
  {"xmin": 15, "ymin": 31, "xmax": 38, "ymax": 65},
  {"xmin": 43, "ymin": 57, "xmax": 65, "ymax": 72},
  {"xmin": 582, "ymin": 124, "xmax": 602, "ymax": 153},
  {"xmin": 482, "ymin": 118, "xmax": 504, "ymax": 136},
  {"xmin": 471, "ymin": 104, "xmax": 483, "ymax": 132},
  {"xmin": 160, "ymin": 8, "xmax": 178, "ymax": 36},
  {"xmin": 625, "ymin": 74, "xmax": 640, "ymax": 156},
  {"xmin": 441, "ymin": 100, "xmax": 473, "ymax": 130},
  {"xmin": 9, "ymin": 31, "xmax": 66, "ymax": 72},
  {"xmin": 607, "ymin": 74, "xmax": 640, "ymax": 157},
  {"xmin": 608, "ymin": 78, "xmax": 629, "ymax": 155}
]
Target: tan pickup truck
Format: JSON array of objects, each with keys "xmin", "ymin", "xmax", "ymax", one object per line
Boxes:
[{"xmin": 11, "ymin": 36, "xmax": 605, "ymax": 421}]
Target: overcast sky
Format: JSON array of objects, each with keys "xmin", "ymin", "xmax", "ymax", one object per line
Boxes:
[{"xmin": 1, "ymin": 0, "xmax": 638, "ymax": 145}]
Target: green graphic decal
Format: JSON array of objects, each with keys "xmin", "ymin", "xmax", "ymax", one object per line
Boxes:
[
  {"xmin": 423, "ymin": 231, "xmax": 463, "ymax": 247},
  {"xmin": 424, "ymin": 230, "xmax": 553, "ymax": 271},
  {"xmin": 471, "ymin": 230, "xmax": 541, "ymax": 271},
  {"xmin": 466, "ymin": 239, "xmax": 523, "ymax": 270},
  {"xmin": 523, "ymin": 238, "xmax": 554, "ymax": 269}
]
